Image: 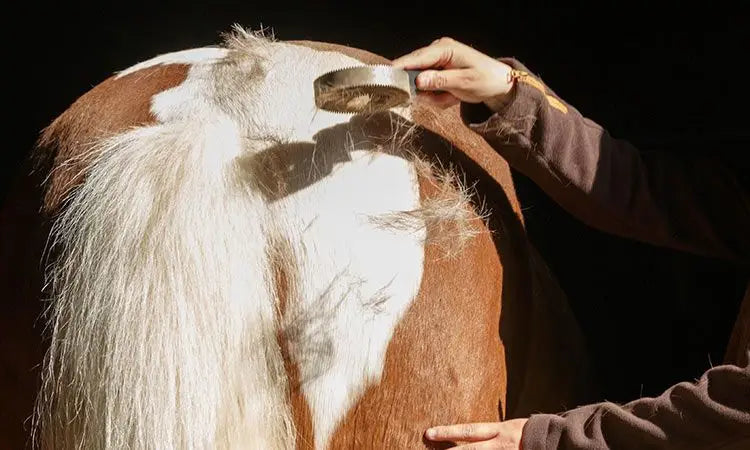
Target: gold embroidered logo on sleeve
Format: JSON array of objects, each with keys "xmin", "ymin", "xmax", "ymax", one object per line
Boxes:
[{"xmin": 510, "ymin": 70, "xmax": 568, "ymax": 114}]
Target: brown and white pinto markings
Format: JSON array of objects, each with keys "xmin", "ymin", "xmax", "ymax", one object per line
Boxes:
[{"xmin": 0, "ymin": 28, "xmax": 594, "ymax": 449}]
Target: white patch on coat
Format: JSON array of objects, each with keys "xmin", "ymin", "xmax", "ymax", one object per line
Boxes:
[{"xmin": 199, "ymin": 34, "xmax": 424, "ymax": 450}]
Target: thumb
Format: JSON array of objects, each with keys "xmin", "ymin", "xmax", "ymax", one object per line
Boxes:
[{"xmin": 415, "ymin": 69, "xmax": 474, "ymax": 92}]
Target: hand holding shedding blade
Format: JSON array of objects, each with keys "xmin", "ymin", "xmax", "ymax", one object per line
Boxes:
[{"xmin": 313, "ymin": 64, "xmax": 442, "ymax": 114}]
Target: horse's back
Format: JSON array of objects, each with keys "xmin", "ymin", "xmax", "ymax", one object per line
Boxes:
[{"xmin": 1, "ymin": 28, "xmax": 593, "ymax": 449}]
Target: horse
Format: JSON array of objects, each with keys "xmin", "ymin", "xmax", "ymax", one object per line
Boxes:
[{"xmin": 0, "ymin": 26, "xmax": 596, "ymax": 449}]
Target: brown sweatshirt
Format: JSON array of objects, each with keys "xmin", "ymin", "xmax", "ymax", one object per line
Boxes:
[{"xmin": 460, "ymin": 58, "xmax": 750, "ymax": 449}]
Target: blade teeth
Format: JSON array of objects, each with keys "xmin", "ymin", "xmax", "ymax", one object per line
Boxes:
[
  {"xmin": 318, "ymin": 63, "xmax": 394, "ymax": 75},
  {"xmin": 322, "ymin": 82, "xmax": 411, "ymax": 90},
  {"xmin": 315, "ymin": 64, "xmax": 362, "ymax": 79},
  {"xmin": 314, "ymin": 63, "xmax": 403, "ymax": 83},
  {"xmin": 315, "ymin": 63, "xmax": 372, "ymax": 80}
]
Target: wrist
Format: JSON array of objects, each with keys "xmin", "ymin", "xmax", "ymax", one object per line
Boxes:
[
  {"xmin": 483, "ymin": 74, "xmax": 518, "ymax": 111},
  {"xmin": 481, "ymin": 61, "xmax": 516, "ymax": 109}
]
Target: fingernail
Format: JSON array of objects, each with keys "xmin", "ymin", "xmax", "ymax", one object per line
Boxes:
[{"xmin": 425, "ymin": 428, "xmax": 436, "ymax": 439}]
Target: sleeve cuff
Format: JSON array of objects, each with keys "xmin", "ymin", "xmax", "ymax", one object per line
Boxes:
[{"xmin": 520, "ymin": 414, "xmax": 556, "ymax": 450}]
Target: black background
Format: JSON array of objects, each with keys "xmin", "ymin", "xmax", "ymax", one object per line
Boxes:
[{"xmin": 7, "ymin": 1, "xmax": 749, "ymax": 405}]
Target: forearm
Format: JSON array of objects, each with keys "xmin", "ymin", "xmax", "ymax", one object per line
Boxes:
[
  {"xmin": 461, "ymin": 59, "xmax": 750, "ymax": 263},
  {"xmin": 520, "ymin": 349, "xmax": 750, "ymax": 449}
]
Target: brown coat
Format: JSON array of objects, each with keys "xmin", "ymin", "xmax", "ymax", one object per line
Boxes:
[{"xmin": 461, "ymin": 58, "xmax": 750, "ymax": 449}]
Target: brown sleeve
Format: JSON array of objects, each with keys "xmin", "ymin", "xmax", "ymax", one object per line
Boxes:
[
  {"xmin": 460, "ymin": 58, "xmax": 750, "ymax": 264},
  {"xmin": 520, "ymin": 349, "xmax": 750, "ymax": 449},
  {"xmin": 459, "ymin": 59, "xmax": 750, "ymax": 448}
]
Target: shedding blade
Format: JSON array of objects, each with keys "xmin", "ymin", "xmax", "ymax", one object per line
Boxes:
[{"xmin": 313, "ymin": 65, "xmax": 417, "ymax": 114}]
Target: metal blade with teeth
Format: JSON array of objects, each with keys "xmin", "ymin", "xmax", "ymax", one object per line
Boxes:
[{"xmin": 313, "ymin": 64, "xmax": 418, "ymax": 114}]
